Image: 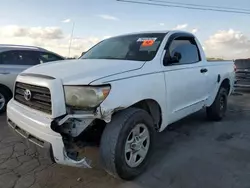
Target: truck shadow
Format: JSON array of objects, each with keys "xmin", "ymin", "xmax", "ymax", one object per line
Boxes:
[{"xmin": 131, "ymin": 92, "xmax": 250, "ymax": 188}]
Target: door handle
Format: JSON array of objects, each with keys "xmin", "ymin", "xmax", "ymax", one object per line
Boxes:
[{"xmin": 200, "ymin": 68, "xmax": 208, "ymax": 73}]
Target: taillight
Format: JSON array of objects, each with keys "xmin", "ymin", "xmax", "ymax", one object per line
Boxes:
[{"xmin": 234, "ymin": 64, "xmax": 237, "ymax": 72}]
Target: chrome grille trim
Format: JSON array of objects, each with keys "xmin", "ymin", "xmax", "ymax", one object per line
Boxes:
[{"xmin": 14, "ymin": 82, "xmax": 52, "ymax": 114}]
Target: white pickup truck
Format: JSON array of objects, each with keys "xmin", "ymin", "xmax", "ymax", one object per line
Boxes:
[{"xmin": 7, "ymin": 30, "xmax": 235, "ymax": 180}]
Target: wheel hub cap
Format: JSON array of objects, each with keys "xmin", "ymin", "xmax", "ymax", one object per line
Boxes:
[
  {"xmin": 0, "ymin": 93, "xmax": 5, "ymax": 110},
  {"xmin": 125, "ymin": 123, "xmax": 150, "ymax": 168},
  {"xmin": 131, "ymin": 136, "xmax": 142, "ymax": 150}
]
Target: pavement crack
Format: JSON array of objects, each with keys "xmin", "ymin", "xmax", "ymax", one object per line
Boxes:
[
  {"xmin": 26, "ymin": 173, "xmax": 36, "ymax": 188},
  {"xmin": 11, "ymin": 170, "xmax": 20, "ymax": 188}
]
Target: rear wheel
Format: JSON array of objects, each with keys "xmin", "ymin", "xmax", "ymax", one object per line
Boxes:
[
  {"xmin": 0, "ymin": 88, "xmax": 11, "ymax": 114},
  {"xmin": 206, "ymin": 87, "xmax": 228, "ymax": 121},
  {"xmin": 100, "ymin": 108, "xmax": 155, "ymax": 180}
]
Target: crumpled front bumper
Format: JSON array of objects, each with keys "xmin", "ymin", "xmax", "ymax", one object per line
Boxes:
[{"xmin": 7, "ymin": 99, "xmax": 92, "ymax": 168}]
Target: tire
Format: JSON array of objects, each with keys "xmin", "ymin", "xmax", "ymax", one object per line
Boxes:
[
  {"xmin": 100, "ymin": 108, "xmax": 156, "ymax": 180},
  {"xmin": 206, "ymin": 87, "xmax": 228, "ymax": 121},
  {"xmin": 0, "ymin": 87, "xmax": 11, "ymax": 114}
]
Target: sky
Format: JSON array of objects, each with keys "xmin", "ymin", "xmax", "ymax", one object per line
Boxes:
[{"xmin": 0, "ymin": 0, "xmax": 250, "ymax": 59}]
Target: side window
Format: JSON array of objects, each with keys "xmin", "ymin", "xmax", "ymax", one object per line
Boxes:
[
  {"xmin": 166, "ymin": 37, "xmax": 200, "ymax": 65},
  {"xmin": 0, "ymin": 50, "xmax": 40, "ymax": 65},
  {"xmin": 38, "ymin": 52, "xmax": 64, "ymax": 63},
  {"xmin": 0, "ymin": 51, "xmax": 21, "ymax": 65}
]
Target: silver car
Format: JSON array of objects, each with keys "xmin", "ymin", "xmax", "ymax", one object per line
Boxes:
[{"xmin": 0, "ymin": 44, "xmax": 65, "ymax": 113}]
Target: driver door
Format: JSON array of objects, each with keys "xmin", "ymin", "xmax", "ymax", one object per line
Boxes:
[{"xmin": 162, "ymin": 34, "xmax": 207, "ymax": 124}]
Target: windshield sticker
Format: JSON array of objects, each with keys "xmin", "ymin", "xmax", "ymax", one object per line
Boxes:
[
  {"xmin": 137, "ymin": 37, "xmax": 157, "ymax": 42},
  {"xmin": 137, "ymin": 37, "xmax": 157, "ymax": 47},
  {"xmin": 141, "ymin": 40, "xmax": 155, "ymax": 47}
]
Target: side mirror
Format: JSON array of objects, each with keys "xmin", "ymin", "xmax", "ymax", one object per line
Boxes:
[
  {"xmin": 170, "ymin": 52, "xmax": 181, "ymax": 63},
  {"xmin": 164, "ymin": 52, "xmax": 181, "ymax": 65}
]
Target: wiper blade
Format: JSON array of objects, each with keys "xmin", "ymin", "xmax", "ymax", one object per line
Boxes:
[
  {"xmin": 81, "ymin": 56, "xmax": 124, "ymax": 60},
  {"xmin": 100, "ymin": 56, "xmax": 123, "ymax": 60}
]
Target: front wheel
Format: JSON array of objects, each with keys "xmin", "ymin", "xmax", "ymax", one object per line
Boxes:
[
  {"xmin": 0, "ymin": 88, "xmax": 11, "ymax": 114},
  {"xmin": 100, "ymin": 108, "xmax": 155, "ymax": 180},
  {"xmin": 206, "ymin": 87, "xmax": 228, "ymax": 121}
]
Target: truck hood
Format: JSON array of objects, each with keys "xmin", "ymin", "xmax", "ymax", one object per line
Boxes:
[{"xmin": 22, "ymin": 59, "xmax": 145, "ymax": 85}]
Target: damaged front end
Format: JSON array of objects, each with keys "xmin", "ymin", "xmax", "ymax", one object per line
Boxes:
[
  {"xmin": 46, "ymin": 84, "xmax": 118, "ymax": 168},
  {"xmin": 51, "ymin": 108, "xmax": 108, "ymax": 168}
]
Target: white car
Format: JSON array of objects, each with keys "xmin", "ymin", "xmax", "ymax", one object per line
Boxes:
[{"xmin": 7, "ymin": 30, "xmax": 235, "ymax": 180}]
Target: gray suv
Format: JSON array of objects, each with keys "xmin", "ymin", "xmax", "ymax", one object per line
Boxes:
[{"xmin": 0, "ymin": 44, "xmax": 65, "ymax": 113}]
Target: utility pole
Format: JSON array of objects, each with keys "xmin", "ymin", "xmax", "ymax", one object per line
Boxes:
[{"xmin": 68, "ymin": 21, "xmax": 75, "ymax": 58}]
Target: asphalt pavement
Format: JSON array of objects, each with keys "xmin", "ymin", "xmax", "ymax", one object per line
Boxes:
[{"xmin": 1, "ymin": 91, "xmax": 250, "ymax": 188}]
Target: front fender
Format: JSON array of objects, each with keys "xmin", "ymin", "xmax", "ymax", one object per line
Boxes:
[{"xmin": 98, "ymin": 72, "xmax": 168, "ymax": 130}]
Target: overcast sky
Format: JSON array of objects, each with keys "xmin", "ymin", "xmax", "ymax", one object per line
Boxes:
[{"xmin": 0, "ymin": 0, "xmax": 250, "ymax": 59}]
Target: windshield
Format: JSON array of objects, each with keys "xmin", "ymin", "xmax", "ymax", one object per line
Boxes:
[{"xmin": 81, "ymin": 33, "xmax": 166, "ymax": 61}]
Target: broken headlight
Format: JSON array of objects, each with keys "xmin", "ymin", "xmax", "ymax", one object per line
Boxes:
[{"xmin": 64, "ymin": 85, "xmax": 110, "ymax": 109}]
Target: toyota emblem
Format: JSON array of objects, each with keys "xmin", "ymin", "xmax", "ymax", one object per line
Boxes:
[{"xmin": 24, "ymin": 89, "xmax": 32, "ymax": 101}]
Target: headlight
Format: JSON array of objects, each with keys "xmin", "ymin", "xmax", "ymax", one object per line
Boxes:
[{"xmin": 64, "ymin": 85, "xmax": 110, "ymax": 109}]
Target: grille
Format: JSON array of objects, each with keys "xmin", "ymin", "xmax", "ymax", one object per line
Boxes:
[{"xmin": 14, "ymin": 82, "xmax": 52, "ymax": 114}]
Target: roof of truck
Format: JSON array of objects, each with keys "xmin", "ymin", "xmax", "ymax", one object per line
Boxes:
[{"xmin": 108, "ymin": 30, "xmax": 194, "ymax": 38}]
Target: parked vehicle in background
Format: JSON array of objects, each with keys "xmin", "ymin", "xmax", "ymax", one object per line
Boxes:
[
  {"xmin": 0, "ymin": 44, "xmax": 65, "ymax": 113},
  {"xmin": 7, "ymin": 31, "xmax": 235, "ymax": 180},
  {"xmin": 234, "ymin": 59, "xmax": 250, "ymax": 89}
]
